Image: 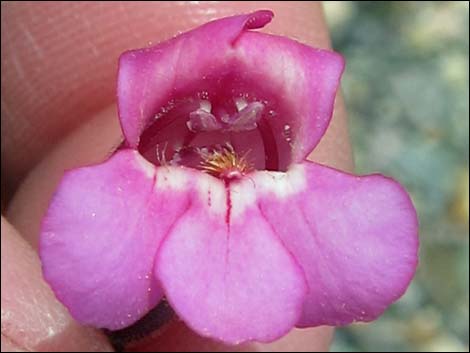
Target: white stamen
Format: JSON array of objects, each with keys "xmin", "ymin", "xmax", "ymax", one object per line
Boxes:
[
  {"xmin": 234, "ymin": 97, "xmax": 248, "ymax": 111},
  {"xmin": 187, "ymin": 110, "xmax": 222, "ymax": 132},
  {"xmin": 229, "ymin": 102, "xmax": 264, "ymax": 131},
  {"xmin": 199, "ymin": 100, "xmax": 212, "ymax": 113}
]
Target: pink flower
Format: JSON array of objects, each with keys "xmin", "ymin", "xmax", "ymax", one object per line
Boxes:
[{"xmin": 40, "ymin": 10, "xmax": 419, "ymax": 344}]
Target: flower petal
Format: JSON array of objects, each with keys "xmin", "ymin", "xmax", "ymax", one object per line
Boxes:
[
  {"xmin": 154, "ymin": 174, "xmax": 307, "ymax": 344},
  {"xmin": 118, "ymin": 10, "xmax": 344, "ymax": 163},
  {"xmin": 250, "ymin": 162, "xmax": 419, "ymax": 326},
  {"xmin": 40, "ymin": 150, "xmax": 190, "ymax": 330}
]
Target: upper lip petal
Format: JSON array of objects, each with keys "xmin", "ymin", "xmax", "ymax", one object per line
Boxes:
[{"xmin": 117, "ymin": 10, "xmax": 345, "ymax": 163}]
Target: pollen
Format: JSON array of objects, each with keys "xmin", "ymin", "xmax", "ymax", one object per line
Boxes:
[{"xmin": 199, "ymin": 144, "xmax": 252, "ymax": 180}]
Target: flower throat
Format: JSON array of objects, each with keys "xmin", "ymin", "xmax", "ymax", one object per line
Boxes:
[{"xmin": 137, "ymin": 83, "xmax": 296, "ymax": 178}]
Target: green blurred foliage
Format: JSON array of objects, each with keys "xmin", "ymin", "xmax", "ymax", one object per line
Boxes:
[{"xmin": 323, "ymin": 2, "xmax": 469, "ymax": 352}]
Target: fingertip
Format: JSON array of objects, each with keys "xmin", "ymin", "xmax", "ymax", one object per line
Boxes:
[{"xmin": 1, "ymin": 217, "xmax": 113, "ymax": 352}]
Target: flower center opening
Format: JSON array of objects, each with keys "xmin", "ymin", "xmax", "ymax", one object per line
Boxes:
[{"xmin": 138, "ymin": 75, "xmax": 295, "ymax": 178}]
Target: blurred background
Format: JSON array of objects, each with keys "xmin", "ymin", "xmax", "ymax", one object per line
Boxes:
[{"xmin": 323, "ymin": 2, "xmax": 469, "ymax": 352}]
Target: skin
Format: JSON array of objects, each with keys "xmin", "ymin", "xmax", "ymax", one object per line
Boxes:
[{"xmin": 1, "ymin": 2, "xmax": 353, "ymax": 351}]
